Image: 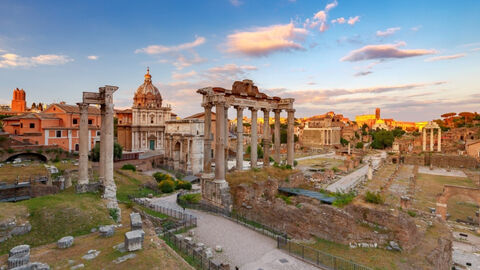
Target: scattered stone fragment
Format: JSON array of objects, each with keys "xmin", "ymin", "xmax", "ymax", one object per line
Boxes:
[
  {"xmin": 113, "ymin": 243, "xmax": 126, "ymax": 253},
  {"xmin": 388, "ymin": 241, "xmax": 402, "ymax": 251},
  {"xmin": 99, "ymin": 225, "xmax": 115, "ymax": 237},
  {"xmin": 82, "ymin": 250, "xmax": 100, "ymax": 260},
  {"xmin": 67, "ymin": 260, "xmax": 75, "ymax": 265},
  {"xmin": 184, "ymin": 237, "xmax": 193, "ymax": 245},
  {"xmin": 90, "ymin": 228, "xmax": 97, "ymax": 233},
  {"xmin": 215, "ymin": 245, "xmax": 223, "ymax": 252},
  {"xmin": 9, "ymin": 245, "xmax": 30, "ymax": 258},
  {"xmin": 11, "ymin": 262, "xmax": 50, "ymax": 270},
  {"xmin": 8, "ymin": 255, "xmax": 30, "ymax": 269},
  {"xmin": 124, "ymin": 230, "xmax": 144, "ymax": 252},
  {"xmin": 113, "ymin": 253, "xmax": 137, "ymax": 264},
  {"xmin": 130, "ymin": 213, "xmax": 142, "ymax": 231},
  {"xmin": 204, "ymin": 248, "xmax": 213, "ymax": 258},
  {"xmin": 57, "ymin": 236, "xmax": 74, "ymax": 249},
  {"xmin": 188, "ymin": 230, "xmax": 195, "ymax": 237},
  {"xmin": 196, "ymin": 243, "xmax": 205, "ymax": 249},
  {"xmin": 70, "ymin": 264, "xmax": 84, "ymax": 270}
]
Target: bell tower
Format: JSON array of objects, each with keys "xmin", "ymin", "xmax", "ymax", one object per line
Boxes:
[{"xmin": 11, "ymin": 88, "xmax": 26, "ymax": 112}]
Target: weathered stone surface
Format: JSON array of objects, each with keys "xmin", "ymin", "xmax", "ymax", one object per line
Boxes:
[
  {"xmin": 129, "ymin": 213, "xmax": 142, "ymax": 230},
  {"xmin": 113, "ymin": 243, "xmax": 126, "ymax": 253},
  {"xmin": 8, "ymin": 255, "xmax": 29, "ymax": 269},
  {"xmin": 204, "ymin": 248, "xmax": 213, "ymax": 258},
  {"xmin": 70, "ymin": 264, "xmax": 84, "ymax": 270},
  {"xmin": 99, "ymin": 225, "xmax": 115, "ymax": 237},
  {"xmin": 81, "ymin": 250, "xmax": 100, "ymax": 261},
  {"xmin": 113, "ymin": 253, "xmax": 136, "ymax": 264},
  {"xmin": 124, "ymin": 230, "xmax": 144, "ymax": 252},
  {"xmin": 57, "ymin": 236, "xmax": 74, "ymax": 249},
  {"xmin": 9, "ymin": 245, "xmax": 30, "ymax": 258},
  {"xmin": 75, "ymin": 182, "xmax": 101, "ymax": 194},
  {"xmin": 215, "ymin": 245, "xmax": 223, "ymax": 252},
  {"xmin": 11, "ymin": 262, "xmax": 50, "ymax": 270}
]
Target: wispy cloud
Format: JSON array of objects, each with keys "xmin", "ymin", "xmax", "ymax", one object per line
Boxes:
[
  {"xmin": 347, "ymin": 16, "xmax": 360, "ymax": 25},
  {"xmin": 207, "ymin": 63, "xmax": 257, "ymax": 78},
  {"xmin": 135, "ymin": 36, "xmax": 206, "ymax": 55},
  {"xmin": 411, "ymin": 25, "xmax": 422, "ymax": 32},
  {"xmin": 87, "ymin": 55, "xmax": 98, "ymax": 60},
  {"xmin": 341, "ymin": 41, "xmax": 436, "ymax": 62},
  {"xmin": 173, "ymin": 52, "xmax": 207, "ymax": 70},
  {"xmin": 425, "ymin": 53, "xmax": 466, "ymax": 62},
  {"xmin": 230, "ymin": 0, "xmax": 242, "ymax": 7},
  {"xmin": 226, "ymin": 23, "xmax": 308, "ymax": 57},
  {"xmin": 376, "ymin": 27, "xmax": 401, "ymax": 37},
  {"xmin": 472, "ymin": 48, "xmax": 480, "ymax": 52},
  {"xmin": 0, "ymin": 52, "xmax": 73, "ymax": 68},
  {"xmin": 354, "ymin": 71, "xmax": 372, "ymax": 77},
  {"xmin": 172, "ymin": 70, "xmax": 197, "ymax": 80},
  {"xmin": 305, "ymin": 1, "xmax": 343, "ymax": 32}
]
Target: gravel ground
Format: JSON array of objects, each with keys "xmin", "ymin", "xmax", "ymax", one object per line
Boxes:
[
  {"xmin": 418, "ymin": 166, "xmax": 467, "ymax": 177},
  {"xmin": 149, "ymin": 194, "xmax": 319, "ymax": 270}
]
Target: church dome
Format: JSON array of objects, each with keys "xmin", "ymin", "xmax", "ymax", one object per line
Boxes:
[{"xmin": 133, "ymin": 68, "xmax": 162, "ymax": 108}]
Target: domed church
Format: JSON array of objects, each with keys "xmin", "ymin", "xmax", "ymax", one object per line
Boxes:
[{"xmin": 131, "ymin": 68, "xmax": 174, "ymax": 153}]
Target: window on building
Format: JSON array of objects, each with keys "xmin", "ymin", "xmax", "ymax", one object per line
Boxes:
[
  {"xmin": 97, "ymin": 131, "xmax": 101, "ymax": 136},
  {"xmin": 75, "ymin": 144, "xmax": 79, "ymax": 151},
  {"xmin": 56, "ymin": 130, "xmax": 62, "ymax": 138},
  {"xmin": 20, "ymin": 123, "xmax": 23, "ymax": 128},
  {"xmin": 73, "ymin": 119, "xmax": 78, "ymax": 124},
  {"xmin": 88, "ymin": 119, "xmax": 93, "ymax": 125},
  {"xmin": 150, "ymin": 115, "xmax": 154, "ymax": 124},
  {"xmin": 29, "ymin": 123, "xmax": 35, "ymax": 128}
]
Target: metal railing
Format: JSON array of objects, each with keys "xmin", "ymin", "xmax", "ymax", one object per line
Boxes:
[{"xmin": 277, "ymin": 237, "xmax": 373, "ymax": 270}]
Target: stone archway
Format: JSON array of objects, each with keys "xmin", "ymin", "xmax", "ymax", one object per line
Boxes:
[
  {"xmin": 5, "ymin": 152, "xmax": 47, "ymax": 162},
  {"xmin": 436, "ymin": 185, "xmax": 480, "ymax": 228},
  {"xmin": 173, "ymin": 141, "xmax": 181, "ymax": 171}
]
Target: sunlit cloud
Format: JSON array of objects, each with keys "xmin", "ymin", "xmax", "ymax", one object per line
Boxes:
[
  {"xmin": 347, "ymin": 16, "xmax": 360, "ymax": 25},
  {"xmin": 341, "ymin": 41, "xmax": 436, "ymax": 62},
  {"xmin": 135, "ymin": 36, "xmax": 206, "ymax": 54},
  {"xmin": 226, "ymin": 23, "xmax": 308, "ymax": 57},
  {"xmin": 87, "ymin": 55, "xmax": 98, "ymax": 60},
  {"xmin": 376, "ymin": 27, "xmax": 401, "ymax": 37},
  {"xmin": 173, "ymin": 52, "xmax": 207, "ymax": 70},
  {"xmin": 425, "ymin": 53, "xmax": 466, "ymax": 62},
  {"xmin": 172, "ymin": 70, "xmax": 197, "ymax": 80},
  {"xmin": 0, "ymin": 52, "xmax": 73, "ymax": 68}
]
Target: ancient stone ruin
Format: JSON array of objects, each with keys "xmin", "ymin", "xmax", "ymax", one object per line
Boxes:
[{"xmin": 197, "ymin": 80, "xmax": 295, "ymax": 209}]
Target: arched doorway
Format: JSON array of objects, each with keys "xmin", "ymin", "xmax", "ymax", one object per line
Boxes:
[
  {"xmin": 173, "ymin": 141, "xmax": 181, "ymax": 171},
  {"xmin": 5, "ymin": 152, "xmax": 47, "ymax": 162}
]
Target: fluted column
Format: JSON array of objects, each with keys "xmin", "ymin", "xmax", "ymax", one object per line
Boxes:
[
  {"xmin": 287, "ymin": 109, "xmax": 295, "ymax": 167},
  {"xmin": 236, "ymin": 106, "xmax": 244, "ymax": 170},
  {"xmin": 262, "ymin": 109, "xmax": 270, "ymax": 167},
  {"xmin": 203, "ymin": 104, "xmax": 212, "ymax": 173},
  {"xmin": 422, "ymin": 128, "xmax": 427, "ymax": 151},
  {"xmin": 438, "ymin": 129, "xmax": 442, "ymax": 152},
  {"xmin": 250, "ymin": 108, "xmax": 258, "ymax": 168},
  {"xmin": 215, "ymin": 102, "xmax": 226, "ymax": 182},
  {"xmin": 99, "ymin": 104, "xmax": 106, "ymax": 184},
  {"xmin": 101, "ymin": 86, "xmax": 119, "ymax": 214},
  {"xmin": 430, "ymin": 128, "xmax": 434, "ymax": 151},
  {"xmin": 224, "ymin": 106, "xmax": 229, "ymax": 173},
  {"xmin": 273, "ymin": 109, "xmax": 281, "ymax": 163},
  {"xmin": 77, "ymin": 102, "xmax": 89, "ymax": 186}
]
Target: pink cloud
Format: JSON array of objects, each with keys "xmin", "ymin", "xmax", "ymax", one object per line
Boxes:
[
  {"xmin": 347, "ymin": 16, "xmax": 360, "ymax": 25},
  {"xmin": 226, "ymin": 23, "xmax": 308, "ymax": 56},
  {"xmin": 376, "ymin": 27, "xmax": 401, "ymax": 37},
  {"xmin": 331, "ymin": 17, "xmax": 346, "ymax": 24},
  {"xmin": 425, "ymin": 53, "xmax": 466, "ymax": 62},
  {"xmin": 341, "ymin": 41, "xmax": 436, "ymax": 62},
  {"xmin": 135, "ymin": 37, "xmax": 206, "ymax": 54}
]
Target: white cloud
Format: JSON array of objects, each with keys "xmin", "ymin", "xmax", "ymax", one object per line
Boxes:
[
  {"xmin": 172, "ymin": 70, "xmax": 197, "ymax": 80},
  {"xmin": 347, "ymin": 16, "xmax": 360, "ymax": 25},
  {"xmin": 376, "ymin": 27, "xmax": 401, "ymax": 37},
  {"xmin": 331, "ymin": 17, "xmax": 346, "ymax": 24},
  {"xmin": 135, "ymin": 36, "xmax": 206, "ymax": 55},
  {"xmin": 226, "ymin": 23, "xmax": 308, "ymax": 57},
  {"xmin": 87, "ymin": 55, "xmax": 99, "ymax": 60},
  {"xmin": 425, "ymin": 53, "xmax": 466, "ymax": 62},
  {"xmin": 173, "ymin": 52, "xmax": 207, "ymax": 70},
  {"xmin": 341, "ymin": 41, "xmax": 436, "ymax": 62},
  {"xmin": 411, "ymin": 25, "xmax": 422, "ymax": 31},
  {"xmin": 325, "ymin": 0, "xmax": 338, "ymax": 11},
  {"xmin": 0, "ymin": 52, "xmax": 73, "ymax": 68}
]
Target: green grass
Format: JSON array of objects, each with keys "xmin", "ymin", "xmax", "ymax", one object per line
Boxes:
[
  {"xmin": 332, "ymin": 191, "xmax": 356, "ymax": 207},
  {"xmin": 137, "ymin": 204, "xmax": 168, "ymax": 219},
  {"xmin": 0, "ymin": 189, "xmax": 112, "ymax": 255}
]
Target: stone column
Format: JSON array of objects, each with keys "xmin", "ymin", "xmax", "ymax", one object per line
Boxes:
[
  {"xmin": 203, "ymin": 104, "xmax": 212, "ymax": 173},
  {"xmin": 438, "ymin": 129, "xmax": 441, "ymax": 152},
  {"xmin": 236, "ymin": 106, "xmax": 244, "ymax": 170},
  {"xmin": 250, "ymin": 108, "xmax": 258, "ymax": 168},
  {"xmin": 273, "ymin": 109, "xmax": 281, "ymax": 164},
  {"xmin": 101, "ymin": 86, "xmax": 120, "ymax": 217},
  {"xmin": 422, "ymin": 129, "xmax": 427, "ymax": 151},
  {"xmin": 262, "ymin": 109, "xmax": 270, "ymax": 167},
  {"xmin": 215, "ymin": 102, "xmax": 226, "ymax": 182},
  {"xmin": 99, "ymin": 104, "xmax": 106, "ymax": 184},
  {"xmin": 287, "ymin": 109, "xmax": 295, "ymax": 167},
  {"xmin": 224, "ymin": 106, "xmax": 229, "ymax": 173},
  {"xmin": 77, "ymin": 103, "xmax": 89, "ymax": 187},
  {"xmin": 430, "ymin": 128, "xmax": 434, "ymax": 151}
]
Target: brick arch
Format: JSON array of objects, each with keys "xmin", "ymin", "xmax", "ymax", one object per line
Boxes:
[{"xmin": 436, "ymin": 185, "xmax": 480, "ymax": 223}]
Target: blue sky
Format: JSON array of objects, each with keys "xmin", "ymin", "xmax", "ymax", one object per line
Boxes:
[{"xmin": 0, "ymin": 0, "xmax": 479, "ymax": 121}]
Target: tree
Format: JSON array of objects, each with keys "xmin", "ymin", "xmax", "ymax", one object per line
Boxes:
[
  {"xmin": 91, "ymin": 142, "xmax": 123, "ymax": 161},
  {"xmin": 392, "ymin": 127, "xmax": 406, "ymax": 138},
  {"xmin": 355, "ymin": 142, "xmax": 364, "ymax": 149},
  {"xmin": 371, "ymin": 130, "xmax": 394, "ymax": 149},
  {"xmin": 340, "ymin": 137, "xmax": 349, "ymax": 146}
]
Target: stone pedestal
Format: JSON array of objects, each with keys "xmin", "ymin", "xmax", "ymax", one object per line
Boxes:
[
  {"xmin": 57, "ymin": 236, "xmax": 74, "ymax": 249},
  {"xmin": 125, "ymin": 230, "xmax": 145, "ymax": 252},
  {"xmin": 99, "ymin": 225, "xmax": 115, "ymax": 237},
  {"xmin": 200, "ymin": 173, "xmax": 232, "ymax": 211},
  {"xmin": 130, "ymin": 212, "xmax": 142, "ymax": 231}
]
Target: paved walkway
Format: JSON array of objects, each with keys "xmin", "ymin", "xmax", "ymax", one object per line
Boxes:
[
  {"xmin": 295, "ymin": 151, "xmax": 345, "ymax": 161},
  {"xmin": 149, "ymin": 194, "xmax": 319, "ymax": 270},
  {"xmin": 418, "ymin": 166, "xmax": 467, "ymax": 178}
]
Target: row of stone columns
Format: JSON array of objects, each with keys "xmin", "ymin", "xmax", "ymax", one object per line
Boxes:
[
  {"xmin": 322, "ymin": 129, "xmax": 333, "ymax": 145},
  {"xmin": 422, "ymin": 128, "xmax": 441, "ymax": 152},
  {"xmin": 203, "ymin": 103, "xmax": 295, "ymax": 182}
]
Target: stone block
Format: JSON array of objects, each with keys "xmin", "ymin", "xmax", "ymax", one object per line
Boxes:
[
  {"xmin": 8, "ymin": 254, "xmax": 29, "ymax": 269},
  {"xmin": 124, "ymin": 230, "xmax": 144, "ymax": 252},
  {"xmin": 196, "ymin": 243, "xmax": 204, "ymax": 249},
  {"xmin": 57, "ymin": 236, "xmax": 74, "ymax": 249},
  {"xmin": 113, "ymin": 253, "xmax": 136, "ymax": 264},
  {"xmin": 204, "ymin": 248, "xmax": 213, "ymax": 258},
  {"xmin": 81, "ymin": 250, "xmax": 100, "ymax": 261},
  {"xmin": 183, "ymin": 237, "xmax": 193, "ymax": 245},
  {"xmin": 215, "ymin": 245, "xmax": 223, "ymax": 252},
  {"xmin": 129, "ymin": 213, "xmax": 142, "ymax": 231},
  {"xmin": 11, "ymin": 262, "xmax": 50, "ymax": 270},
  {"xmin": 9, "ymin": 245, "xmax": 30, "ymax": 258},
  {"xmin": 99, "ymin": 225, "xmax": 115, "ymax": 237},
  {"xmin": 70, "ymin": 264, "xmax": 84, "ymax": 270}
]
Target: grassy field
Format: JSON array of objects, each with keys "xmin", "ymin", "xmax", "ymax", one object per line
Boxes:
[
  {"xmin": 447, "ymin": 194, "xmax": 479, "ymax": 222},
  {"xmin": 0, "ymin": 189, "xmax": 112, "ymax": 255},
  {"xmin": 413, "ymin": 173, "xmax": 477, "ymax": 212},
  {"xmin": 0, "ymin": 163, "xmax": 48, "ymax": 183},
  {"xmin": 115, "ymin": 169, "xmax": 158, "ymax": 203},
  {"xmin": 296, "ymin": 157, "xmax": 344, "ymax": 169},
  {"xmin": 0, "ymin": 205, "xmax": 191, "ymax": 270}
]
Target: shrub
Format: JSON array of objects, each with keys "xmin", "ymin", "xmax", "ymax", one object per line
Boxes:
[
  {"xmin": 365, "ymin": 191, "xmax": 384, "ymax": 204},
  {"xmin": 159, "ymin": 180, "xmax": 175, "ymax": 193},
  {"xmin": 109, "ymin": 208, "xmax": 119, "ymax": 222},
  {"xmin": 332, "ymin": 191, "xmax": 356, "ymax": 207},
  {"xmin": 293, "ymin": 160, "xmax": 298, "ymax": 167},
  {"xmin": 180, "ymin": 193, "xmax": 201, "ymax": 204},
  {"xmin": 332, "ymin": 167, "xmax": 340, "ymax": 173},
  {"xmin": 176, "ymin": 180, "xmax": 192, "ymax": 190},
  {"xmin": 153, "ymin": 172, "xmax": 173, "ymax": 182},
  {"xmin": 36, "ymin": 149, "xmax": 43, "ymax": 154},
  {"xmin": 52, "ymin": 155, "xmax": 60, "ymax": 163},
  {"xmin": 175, "ymin": 172, "xmax": 184, "ymax": 180},
  {"xmin": 276, "ymin": 194, "xmax": 293, "ymax": 205},
  {"xmin": 407, "ymin": 210, "xmax": 417, "ymax": 217},
  {"xmin": 7, "ymin": 148, "xmax": 14, "ymax": 153},
  {"xmin": 121, "ymin": 164, "xmax": 136, "ymax": 172},
  {"xmin": 286, "ymin": 164, "xmax": 292, "ymax": 170},
  {"xmin": 355, "ymin": 142, "xmax": 364, "ymax": 149}
]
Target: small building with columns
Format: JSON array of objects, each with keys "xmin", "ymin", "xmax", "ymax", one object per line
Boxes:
[
  {"xmin": 197, "ymin": 79, "xmax": 295, "ymax": 209},
  {"xmin": 422, "ymin": 121, "xmax": 442, "ymax": 152}
]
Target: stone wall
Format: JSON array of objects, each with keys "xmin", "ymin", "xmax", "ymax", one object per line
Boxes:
[{"xmin": 403, "ymin": 153, "xmax": 478, "ymax": 169}]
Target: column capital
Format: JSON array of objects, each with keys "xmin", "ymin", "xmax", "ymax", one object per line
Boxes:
[
  {"xmin": 76, "ymin": 102, "xmax": 89, "ymax": 111},
  {"xmin": 234, "ymin": 105, "xmax": 245, "ymax": 110},
  {"xmin": 286, "ymin": 109, "xmax": 296, "ymax": 113},
  {"xmin": 249, "ymin": 107, "xmax": 258, "ymax": 112},
  {"xmin": 261, "ymin": 108, "xmax": 271, "ymax": 113},
  {"xmin": 202, "ymin": 103, "xmax": 213, "ymax": 109},
  {"xmin": 273, "ymin": 108, "xmax": 282, "ymax": 113}
]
